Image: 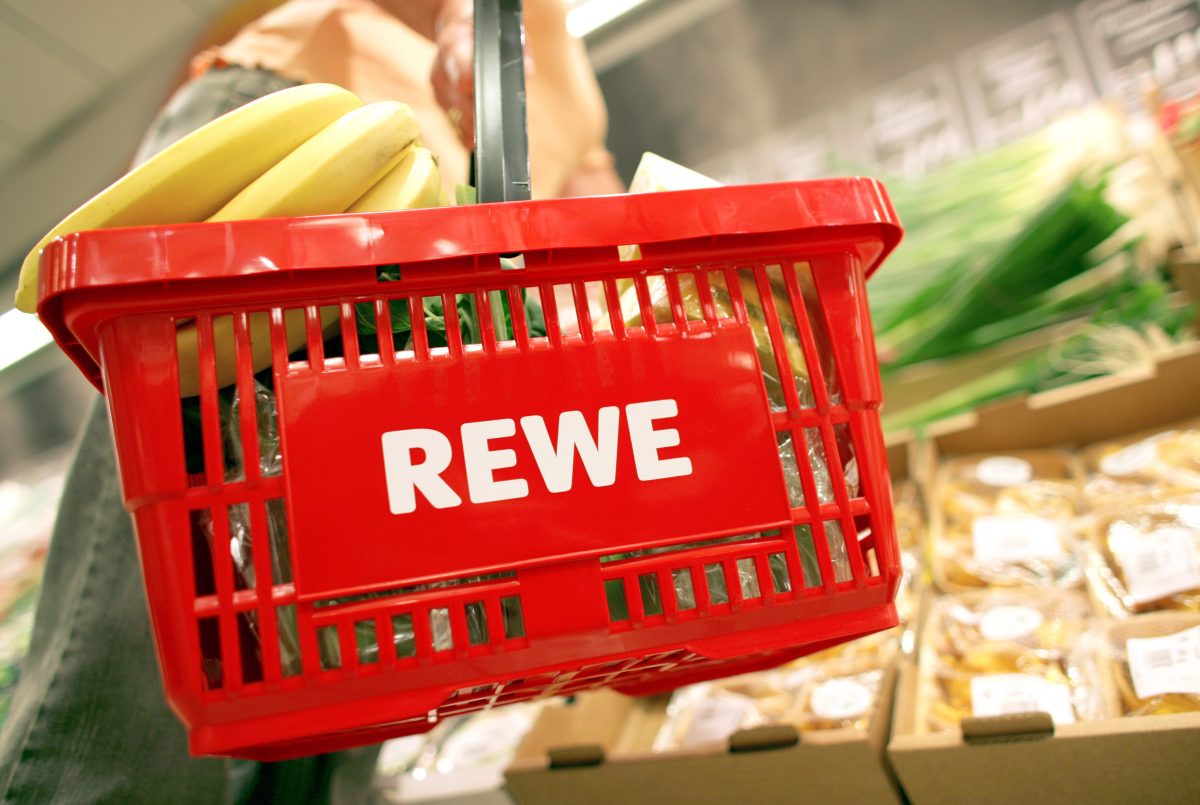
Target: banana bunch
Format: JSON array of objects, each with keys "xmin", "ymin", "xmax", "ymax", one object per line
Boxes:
[{"xmin": 16, "ymin": 83, "xmax": 446, "ymax": 395}]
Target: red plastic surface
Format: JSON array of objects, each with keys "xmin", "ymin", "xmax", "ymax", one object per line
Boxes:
[
  {"xmin": 283, "ymin": 324, "xmax": 788, "ymax": 597},
  {"xmin": 38, "ymin": 179, "xmax": 903, "ymax": 760}
]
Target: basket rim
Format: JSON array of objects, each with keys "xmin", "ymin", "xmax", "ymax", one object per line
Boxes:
[{"xmin": 35, "ymin": 178, "xmax": 902, "ymax": 389}]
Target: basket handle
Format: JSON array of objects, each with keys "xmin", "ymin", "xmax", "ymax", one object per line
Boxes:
[{"xmin": 472, "ymin": 0, "xmax": 531, "ymax": 204}]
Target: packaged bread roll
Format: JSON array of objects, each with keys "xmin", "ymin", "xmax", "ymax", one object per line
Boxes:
[
  {"xmin": 933, "ymin": 452, "xmax": 1085, "ymax": 590},
  {"xmin": 1073, "ymin": 612, "xmax": 1200, "ymax": 719},
  {"xmin": 919, "ymin": 589, "xmax": 1096, "ymax": 732},
  {"xmin": 1083, "ymin": 426, "xmax": 1200, "ymax": 508},
  {"xmin": 1087, "ymin": 499, "xmax": 1200, "ymax": 617}
]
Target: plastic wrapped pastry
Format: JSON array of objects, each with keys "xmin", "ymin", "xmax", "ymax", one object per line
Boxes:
[
  {"xmin": 934, "ymin": 452, "xmax": 1084, "ymax": 590},
  {"xmin": 1083, "ymin": 426, "xmax": 1200, "ymax": 508},
  {"xmin": 1073, "ymin": 613, "xmax": 1200, "ymax": 719},
  {"xmin": 654, "ymin": 626, "xmax": 898, "ymax": 749},
  {"xmin": 919, "ymin": 589, "xmax": 1096, "ymax": 732},
  {"xmin": 1087, "ymin": 499, "xmax": 1200, "ymax": 617}
]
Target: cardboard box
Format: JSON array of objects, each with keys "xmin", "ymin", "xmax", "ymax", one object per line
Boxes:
[
  {"xmin": 505, "ymin": 677, "xmax": 903, "ymax": 805},
  {"xmin": 505, "ymin": 441, "xmax": 918, "ymax": 805},
  {"xmin": 888, "ymin": 342, "xmax": 1200, "ymax": 805}
]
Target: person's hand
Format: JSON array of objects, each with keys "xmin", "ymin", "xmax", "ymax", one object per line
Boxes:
[{"xmin": 431, "ymin": 0, "xmax": 475, "ymax": 149}]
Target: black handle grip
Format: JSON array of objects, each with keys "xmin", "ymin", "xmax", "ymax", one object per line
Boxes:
[{"xmin": 473, "ymin": 0, "xmax": 531, "ymax": 204}]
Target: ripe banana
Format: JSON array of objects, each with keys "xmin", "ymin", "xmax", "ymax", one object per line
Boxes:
[
  {"xmin": 177, "ymin": 101, "xmax": 422, "ymax": 396},
  {"xmin": 15, "ymin": 83, "xmax": 362, "ymax": 313},
  {"xmin": 210, "ymin": 101, "xmax": 420, "ymax": 221},
  {"xmin": 348, "ymin": 145, "xmax": 441, "ymax": 212}
]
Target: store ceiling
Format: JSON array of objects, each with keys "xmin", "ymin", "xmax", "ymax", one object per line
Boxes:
[{"xmin": 0, "ymin": 0, "xmax": 229, "ymax": 304}]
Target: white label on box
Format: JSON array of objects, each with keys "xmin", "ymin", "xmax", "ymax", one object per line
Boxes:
[
  {"xmin": 975, "ymin": 456, "xmax": 1034, "ymax": 487},
  {"xmin": 979, "ymin": 605, "xmax": 1045, "ymax": 641},
  {"xmin": 1118, "ymin": 527, "xmax": 1200, "ymax": 604},
  {"xmin": 1099, "ymin": 432, "xmax": 1173, "ymax": 477},
  {"xmin": 810, "ymin": 678, "xmax": 874, "ymax": 721},
  {"xmin": 970, "ymin": 674, "xmax": 1076, "ymax": 724},
  {"xmin": 972, "ymin": 515, "xmax": 1065, "ymax": 564},
  {"xmin": 682, "ymin": 696, "xmax": 754, "ymax": 746},
  {"xmin": 1127, "ymin": 626, "xmax": 1200, "ymax": 700}
]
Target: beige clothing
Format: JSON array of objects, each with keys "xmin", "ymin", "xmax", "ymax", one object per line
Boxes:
[{"xmin": 208, "ymin": 0, "xmax": 610, "ymax": 199}]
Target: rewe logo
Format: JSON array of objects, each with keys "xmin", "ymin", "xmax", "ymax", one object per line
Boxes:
[{"xmin": 381, "ymin": 399, "xmax": 692, "ymax": 514}]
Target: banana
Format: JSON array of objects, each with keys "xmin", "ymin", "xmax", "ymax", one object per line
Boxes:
[
  {"xmin": 210, "ymin": 101, "xmax": 420, "ymax": 221},
  {"xmin": 177, "ymin": 101, "xmax": 422, "ymax": 396},
  {"xmin": 348, "ymin": 145, "xmax": 441, "ymax": 212},
  {"xmin": 15, "ymin": 83, "xmax": 362, "ymax": 312}
]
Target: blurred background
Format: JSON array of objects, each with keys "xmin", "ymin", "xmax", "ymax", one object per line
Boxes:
[
  {"xmin": 2, "ymin": 0, "xmax": 1199, "ymax": 800},
  {"xmin": 2, "ymin": 0, "xmax": 1197, "ymax": 470}
]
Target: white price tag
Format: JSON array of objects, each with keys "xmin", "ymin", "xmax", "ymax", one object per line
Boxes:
[
  {"xmin": 972, "ymin": 515, "xmax": 1065, "ymax": 564},
  {"xmin": 682, "ymin": 696, "xmax": 754, "ymax": 746},
  {"xmin": 970, "ymin": 674, "xmax": 1076, "ymax": 724},
  {"xmin": 975, "ymin": 456, "xmax": 1034, "ymax": 487},
  {"xmin": 810, "ymin": 678, "xmax": 874, "ymax": 721},
  {"xmin": 979, "ymin": 605, "xmax": 1045, "ymax": 642},
  {"xmin": 1117, "ymin": 527, "xmax": 1200, "ymax": 605},
  {"xmin": 1127, "ymin": 626, "xmax": 1200, "ymax": 700},
  {"xmin": 1099, "ymin": 432, "xmax": 1172, "ymax": 477}
]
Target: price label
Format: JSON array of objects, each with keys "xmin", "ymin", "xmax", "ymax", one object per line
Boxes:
[
  {"xmin": 1117, "ymin": 526, "xmax": 1200, "ymax": 604},
  {"xmin": 972, "ymin": 514, "xmax": 1066, "ymax": 564},
  {"xmin": 1127, "ymin": 625, "xmax": 1200, "ymax": 699},
  {"xmin": 1077, "ymin": 0, "xmax": 1200, "ymax": 107},
  {"xmin": 971, "ymin": 674, "xmax": 1077, "ymax": 724},
  {"xmin": 980, "ymin": 605, "xmax": 1045, "ymax": 642},
  {"xmin": 682, "ymin": 695, "xmax": 755, "ymax": 746},
  {"xmin": 960, "ymin": 13, "xmax": 1095, "ymax": 148},
  {"xmin": 810, "ymin": 678, "xmax": 874, "ymax": 721},
  {"xmin": 1099, "ymin": 432, "xmax": 1173, "ymax": 477},
  {"xmin": 849, "ymin": 65, "xmax": 973, "ymax": 178},
  {"xmin": 975, "ymin": 456, "xmax": 1034, "ymax": 488}
]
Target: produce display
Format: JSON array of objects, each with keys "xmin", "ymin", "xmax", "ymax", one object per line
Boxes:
[
  {"xmin": 918, "ymin": 589, "xmax": 1096, "ymax": 732},
  {"xmin": 932, "ymin": 452, "xmax": 1085, "ymax": 590},
  {"xmin": 873, "ymin": 108, "xmax": 1197, "ymax": 432}
]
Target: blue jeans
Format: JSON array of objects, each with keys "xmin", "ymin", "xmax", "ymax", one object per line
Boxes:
[{"xmin": 0, "ymin": 66, "xmax": 378, "ymax": 805}]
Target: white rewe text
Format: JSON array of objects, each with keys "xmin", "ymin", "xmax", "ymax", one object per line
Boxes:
[{"xmin": 381, "ymin": 399, "xmax": 692, "ymax": 514}]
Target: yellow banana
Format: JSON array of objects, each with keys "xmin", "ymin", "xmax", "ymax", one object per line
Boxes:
[
  {"xmin": 15, "ymin": 83, "xmax": 362, "ymax": 312},
  {"xmin": 348, "ymin": 145, "xmax": 442, "ymax": 212},
  {"xmin": 210, "ymin": 101, "xmax": 420, "ymax": 221},
  {"xmin": 178, "ymin": 101, "xmax": 422, "ymax": 396}
]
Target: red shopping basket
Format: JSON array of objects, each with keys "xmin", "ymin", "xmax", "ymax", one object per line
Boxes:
[{"xmin": 37, "ymin": 178, "xmax": 902, "ymax": 759}]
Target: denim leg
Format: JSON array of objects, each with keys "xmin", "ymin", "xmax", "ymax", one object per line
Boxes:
[{"xmin": 0, "ymin": 66, "xmax": 363, "ymax": 805}]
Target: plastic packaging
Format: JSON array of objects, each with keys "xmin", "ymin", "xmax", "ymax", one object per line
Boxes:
[
  {"xmin": 1086, "ymin": 498, "xmax": 1200, "ymax": 617},
  {"xmin": 933, "ymin": 452, "xmax": 1085, "ymax": 590},
  {"xmin": 891, "ymin": 481, "xmax": 924, "ymax": 626},
  {"xmin": 1083, "ymin": 426, "xmax": 1200, "ymax": 508},
  {"xmin": 1072, "ymin": 613, "xmax": 1200, "ymax": 720},
  {"xmin": 653, "ymin": 624, "xmax": 900, "ymax": 749},
  {"xmin": 918, "ymin": 589, "xmax": 1097, "ymax": 732}
]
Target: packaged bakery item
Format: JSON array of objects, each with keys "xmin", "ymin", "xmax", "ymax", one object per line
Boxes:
[
  {"xmin": 918, "ymin": 589, "xmax": 1096, "ymax": 732},
  {"xmin": 1083, "ymin": 425, "xmax": 1200, "ymax": 508},
  {"xmin": 788, "ymin": 664, "xmax": 888, "ymax": 733},
  {"xmin": 1087, "ymin": 498, "xmax": 1200, "ymax": 617},
  {"xmin": 933, "ymin": 452, "xmax": 1085, "ymax": 590},
  {"xmin": 1073, "ymin": 613, "xmax": 1200, "ymax": 720},
  {"xmin": 891, "ymin": 481, "xmax": 924, "ymax": 625},
  {"xmin": 654, "ymin": 626, "xmax": 900, "ymax": 749}
]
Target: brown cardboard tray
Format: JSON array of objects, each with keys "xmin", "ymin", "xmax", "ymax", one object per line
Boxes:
[{"xmin": 888, "ymin": 342, "xmax": 1200, "ymax": 805}]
